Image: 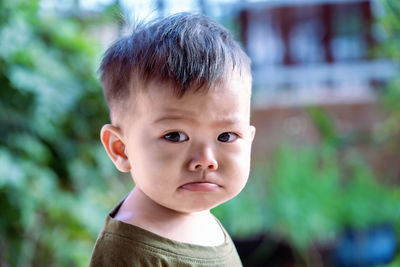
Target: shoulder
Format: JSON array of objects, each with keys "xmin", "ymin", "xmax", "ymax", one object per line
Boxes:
[{"xmin": 88, "ymin": 230, "xmax": 166, "ymax": 267}]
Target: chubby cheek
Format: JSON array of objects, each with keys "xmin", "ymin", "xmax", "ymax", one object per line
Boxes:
[
  {"xmin": 221, "ymin": 143, "xmax": 252, "ymax": 195},
  {"xmin": 150, "ymin": 142, "xmax": 186, "ymax": 169},
  {"xmin": 228, "ymin": 159, "xmax": 250, "ymax": 193},
  {"xmin": 131, "ymin": 141, "xmax": 183, "ymax": 188}
]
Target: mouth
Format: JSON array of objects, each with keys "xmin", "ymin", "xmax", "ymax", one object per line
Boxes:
[{"xmin": 180, "ymin": 182, "xmax": 221, "ymax": 192}]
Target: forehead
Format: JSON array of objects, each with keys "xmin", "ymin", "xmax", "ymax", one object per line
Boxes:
[{"xmin": 136, "ymin": 71, "xmax": 252, "ymax": 121}]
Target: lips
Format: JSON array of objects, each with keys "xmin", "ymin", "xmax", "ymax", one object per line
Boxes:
[{"xmin": 180, "ymin": 182, "xmax": 221, "ymax": 192}]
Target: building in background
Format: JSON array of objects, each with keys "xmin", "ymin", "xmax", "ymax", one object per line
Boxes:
[{"xmin": 232, "ymin": 0, "xmax": 398, "ymax": 108}]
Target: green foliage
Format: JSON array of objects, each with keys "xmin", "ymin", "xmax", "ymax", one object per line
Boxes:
[
  {"xmin": 374, "ymin": 0, "xmax": 400, "ymax": 153},
  {"xmin": 0, "ymin": 0, "xmax": 127, "ymax": 266},
  {"xmin": 374, "ymin": 2, "xmax": 400, "ymax": 265},
  {"xmin": 265, "ymin": 145, "xmax": 342, "ymax": 248},
  {"xmin": 215, "ymin": 143, "xmax": 400, "ymax": 251},
  {"xmin": 379, "ymin": 0, "xmax": 400, "ymax": 61},
  {"xmin": 217, "ymin": 100, "xmax": 400, "ymax": 253},
  {"xmin": 306, "ymin": 107, "xmax": 337, "ymax": 144}
]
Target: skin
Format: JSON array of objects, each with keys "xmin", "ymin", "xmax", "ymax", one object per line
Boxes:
[{"xmin": 101, "ymin": 70, "xmax": 255, "ymax": 246}]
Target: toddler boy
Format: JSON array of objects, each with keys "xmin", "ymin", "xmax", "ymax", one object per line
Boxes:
[{"xmin": 89, "ymin": 12, "xmax": 255, "ymax": 266}]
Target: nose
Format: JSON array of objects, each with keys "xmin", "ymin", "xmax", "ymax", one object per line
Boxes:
[{"xmin": 188, "ymin": 146, "xmax": 218, "ymax": 171}]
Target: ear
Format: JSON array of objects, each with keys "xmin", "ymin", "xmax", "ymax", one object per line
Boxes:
[
  {"xmin": 250, "ymin": 125, "xmax": 256, "ymax": 142},
  {"xmin": 100, "ymin": 124, "xmax": 131, "ymax": 172}
]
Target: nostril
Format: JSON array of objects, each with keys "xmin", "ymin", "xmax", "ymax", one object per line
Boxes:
[
  {"xmin": 189, "ymin": 159, "xmax": 218, "ymax": 171},
  {"xmin": 193, "ymin": 164, "xmax": 216, "ymax": 170}
]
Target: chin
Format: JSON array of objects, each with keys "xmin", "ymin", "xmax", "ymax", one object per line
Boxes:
[{"xmin": 175, "ymin": 199, "xmax": 231, "ymax": 214}]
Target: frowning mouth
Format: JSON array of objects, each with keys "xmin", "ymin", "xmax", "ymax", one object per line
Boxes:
[{"xmin": 180, "ymin": 182, "xmax": 221, "ymax": 192}]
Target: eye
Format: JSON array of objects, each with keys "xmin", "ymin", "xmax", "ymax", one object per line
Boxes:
[
  {"xmin": 164, "ymin": 132, "xmax": 189, "ymax": 143},
  {"xmin": 217, "ymin": 132, "xmax": 238, "ymax": 143}
]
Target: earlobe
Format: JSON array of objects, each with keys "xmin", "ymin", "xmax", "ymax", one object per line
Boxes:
[{"xmin": 100, "ymin": 124, "xmax": 131, "ymax": 172}]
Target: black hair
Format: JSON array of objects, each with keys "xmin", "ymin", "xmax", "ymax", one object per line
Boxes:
[{"xmin": 99, "ymin": 12, "xmax": 250, "ymax": 112}]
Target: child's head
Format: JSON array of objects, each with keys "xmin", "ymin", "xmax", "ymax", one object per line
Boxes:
[{"xmin": 100, "ymin": 12, "xmax": 255, "ymax": 213}]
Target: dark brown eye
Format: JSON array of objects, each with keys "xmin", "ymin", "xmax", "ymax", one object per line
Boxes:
[
  {"xmin": 217, "ymin": 132, "xmax": 238, "ymax": 143},
  {"xmin": 164, "ymin": 132, "xmax": 188, "ymax": 143}
]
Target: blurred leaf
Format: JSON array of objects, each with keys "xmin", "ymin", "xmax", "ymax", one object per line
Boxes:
[{"xmin": 0, "ymin": 0, "xmax": 124, "ymax": 266}]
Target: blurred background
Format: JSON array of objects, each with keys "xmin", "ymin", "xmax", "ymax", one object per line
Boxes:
[{"xmin": 0, "ymin": 0, "xmax": 399, "ymax": 266}]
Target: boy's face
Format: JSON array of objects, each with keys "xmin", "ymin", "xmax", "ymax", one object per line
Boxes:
[{"xmin": 112, "ymin": 70, "xmax": 255, "ymax": 213}]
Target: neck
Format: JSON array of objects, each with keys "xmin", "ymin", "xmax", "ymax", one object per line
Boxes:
[{"xmin": 114, "ymin": 187, "xmax": 225, "ymax": 246}]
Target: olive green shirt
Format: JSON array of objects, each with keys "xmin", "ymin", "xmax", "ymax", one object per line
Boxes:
[{"xmin": 89, "ymin": 199, "xmax": 242, "ymax": 267}]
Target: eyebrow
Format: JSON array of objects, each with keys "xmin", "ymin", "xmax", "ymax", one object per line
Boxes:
[
  {"xmin": 153, "ymin": 115, "xmax": 242, "ymax": 126},
  {"xmin": 153, "ymin": 115, "xmax": 195, "ymax": 124},
  {"xmin": 211, "ymin": 118, "xmax": 242, "ymax": 127}
]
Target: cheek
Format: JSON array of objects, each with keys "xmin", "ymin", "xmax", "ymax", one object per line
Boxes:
[
  {"xmin": 152, "ymin": 142, "xmax": 187, "ymax": 165},
  {"xmin": 227, "ymin": 139, "xmax": 252, "ymax": 162},
  {"xmin": 131, "ymin": 141, "xmax": 184, "ymax": 179},
  {"xmin": 221, "ymin": 142, "xmax": 252, "ymax": 186}
]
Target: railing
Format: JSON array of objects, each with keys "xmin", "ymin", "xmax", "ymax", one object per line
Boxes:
[{"xmin": 252, "ymin": 59, "xmax": 398, "ymax": 108}]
